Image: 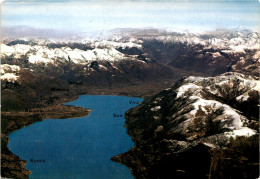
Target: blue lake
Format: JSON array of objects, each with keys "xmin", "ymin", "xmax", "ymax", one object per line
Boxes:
[{"xmin": 8, "ymin": 95, "xmax": 143, "ymax": 179}]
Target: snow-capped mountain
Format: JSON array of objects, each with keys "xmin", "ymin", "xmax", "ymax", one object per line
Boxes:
[
  {"xmin": 1, "ymin": 28, "xmax": 259, "ymax": 78},
  {"xmin": 113, "ymin": 28, "xmax": 260, "ymax": 53},
  {"xmin": 124, "ymin": 72, "xmax": 259, "ymax": 143},
  {"xmin": 131, "ymin": 29, "xmax": 259, "ymax": 76},
  {"xmin": 155, "ymin": 30, "xmax": 259, "ymax": 53},
  {"xmin": 1, "ymin": 37, "xmax": 179, "ymax": 111},
  {"xmin": 1, "ymin": 40, "xmax": 143, "ymax": 64},
  {"xmin": 1, "ymin": 38, "xmax": 177, "ymax": 86},
  {"xmin": 1, "ymin": 28, "xmax": 259, "ymax": 179},
  {"xmin": 1, "ymin": 28, "xmax": 259, "ymax": 112},
  {"xmin": 112, "ymin": 72, "xmax": 259, "ymax": 179}
]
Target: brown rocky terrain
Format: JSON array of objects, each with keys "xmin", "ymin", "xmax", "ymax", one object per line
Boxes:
[
  {"xmin": 1, "ymin": 29, "xmax": 259, "ymax": 178},
  {"xmin": 112, "ymin": 72, "xmax": 259, "ymax": 179}
]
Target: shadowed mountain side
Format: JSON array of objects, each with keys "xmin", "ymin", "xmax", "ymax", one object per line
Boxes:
[{"xmin": 112, "ymin": 72, "xmax": 259, "ymax": 179}]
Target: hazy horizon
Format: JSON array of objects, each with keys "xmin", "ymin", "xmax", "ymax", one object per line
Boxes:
[{"xmin": 2, "ymin": 0, "xmax": 260, "ymax": 37}]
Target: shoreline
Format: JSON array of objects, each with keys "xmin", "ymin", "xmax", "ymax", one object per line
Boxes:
[
  {"xmin": 1, "ymin": 84, "xmax": 165, "ymax": 179},
  {"xmin": 1, "ymin": 102, "xmax": 91, "ymax": 178}
]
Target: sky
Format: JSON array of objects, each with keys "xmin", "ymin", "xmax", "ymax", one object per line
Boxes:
[{"xmin": 1, "ymin": 0, "xmax": 260, "ymax": 34}]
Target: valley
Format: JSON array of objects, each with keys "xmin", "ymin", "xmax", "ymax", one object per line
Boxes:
[{"xmin": 1, "ymin": 28, "xmax": 259, "ymax": 178}]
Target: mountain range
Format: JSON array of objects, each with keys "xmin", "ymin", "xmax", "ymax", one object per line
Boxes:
[
  {"xmin": 1, "ymin": 28, "xmax": 259, "ymax": 178},
  {"xmin": 112, "ymin": 72, "xmax": 259, "ymax": 178}
]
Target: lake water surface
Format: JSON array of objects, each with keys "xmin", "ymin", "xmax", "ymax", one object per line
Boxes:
[{"xmin": 8, "ymin": 95, "xmax": 143, "ymax": 179}]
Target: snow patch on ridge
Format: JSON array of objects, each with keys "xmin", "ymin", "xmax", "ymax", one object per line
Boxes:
[
  {"xmin": 225, "ymin": 127, "xmax": 256, "ymax": 138},
  {"xmin": 1, "ymin": 64, "xmax": 21, "ymax": 83},
  {"xmin": 176, "ymin": 83, "xmax": 201, "ymax": 98},
  {"xmin": 169, "ymin": 72, "xmax": 259, "ymax": 138},
  {"xmin": 94, "ymin": 40, "xmax": 142, "ymax": 49},
  {"xmin": 151, "ymin": 106, "xmax": 161, "ymax": 111},
  {"xmin": 1, "ymin": 73, "xmax": 19, "ymax": 83}
]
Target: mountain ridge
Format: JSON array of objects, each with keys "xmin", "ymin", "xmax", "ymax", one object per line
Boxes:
[
  {"xmin": 112, "ymin": 72, "xmax": 259, "ymax": 179},
  {"xmin": 1, "ymin": 28, "xmax": 259, "ymax": 178}
]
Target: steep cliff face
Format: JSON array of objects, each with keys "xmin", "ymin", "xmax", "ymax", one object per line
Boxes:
[{"xmin": 112, "ymin": 72, "xmax": 259, "ymax": 179}]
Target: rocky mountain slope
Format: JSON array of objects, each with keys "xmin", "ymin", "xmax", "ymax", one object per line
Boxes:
[
  {"xmin": 112, "ymin": 72, "xmax": 259, "ymax": 179},
  {"xmin": 1, "ymin": 39, "xmax": 179, "ymax": 111},
  {"xmin": 138, "ymin": 29, "xmax": 260, "ymax": 76},
  {"xmin": 1, "ymin": 28, "xmax": 259, "ymax": 178},
  {"xmin": 2, "ymin": 29, "xmax": 259, "ymax": 78},
  {"xmin": 1, "ymin": 29, "xmax": 259, "ymax": 106}
]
